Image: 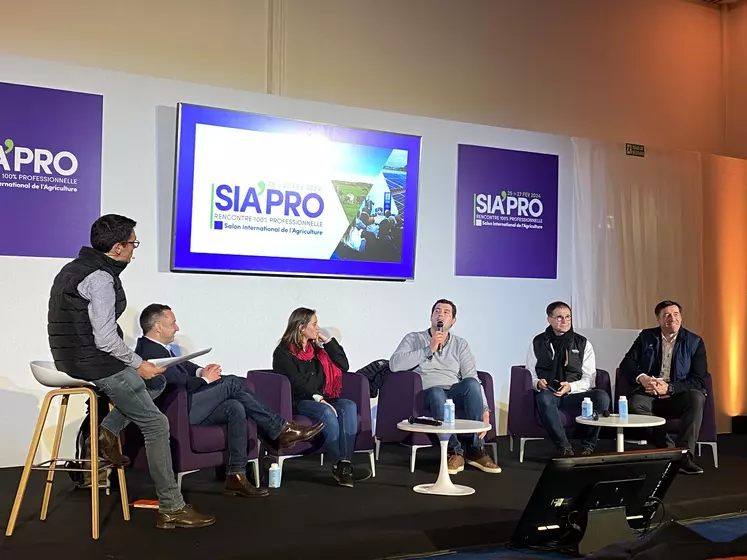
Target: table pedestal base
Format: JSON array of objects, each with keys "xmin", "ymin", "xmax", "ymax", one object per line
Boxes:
[
  {"xmin": 413, "ymin": 482, "xmax": 474, "ymax": 496},
  {"xmin": 412, "ymin": 434, "xmax": 475, "ymax": 497},
  {"xmin": 616, "ymin": 428, "xmax": 625, "ymax": 452}
]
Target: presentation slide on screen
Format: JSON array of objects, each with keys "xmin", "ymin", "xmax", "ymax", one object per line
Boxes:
[{"xmin": 172, "ymin": 104, "xmax": 421, "ymax": 279}]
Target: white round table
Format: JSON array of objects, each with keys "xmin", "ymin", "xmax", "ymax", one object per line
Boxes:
[
  {"xmin": 397, "ymin": 419, "xmax": 491, "ymax": 496},
  {"xmin": 575, "ymin": 413, "xmax": 665, "ymax": 452}
]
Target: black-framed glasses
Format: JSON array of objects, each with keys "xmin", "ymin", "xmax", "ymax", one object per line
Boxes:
[{"xmin": 124, "ymin": 240, "xmax": 140, "ymax": 248}]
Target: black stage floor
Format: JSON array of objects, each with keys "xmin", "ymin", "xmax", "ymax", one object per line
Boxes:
[{"xmin": 1, "ymin": 435, "xmax": 746, "ymax": 560}]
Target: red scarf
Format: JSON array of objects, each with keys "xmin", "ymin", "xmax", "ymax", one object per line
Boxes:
[{"xmin": 291, "ymin": 341, "xmax": 342, "ymax": 399}]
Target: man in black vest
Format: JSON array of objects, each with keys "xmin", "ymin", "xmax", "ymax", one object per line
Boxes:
[
  {"xmin": 47, "ymin": 214, "xmax": 215, "ymax": 529},
  {"xmin": 620, "ymin": 300, "xmax": 706, "ymax": 475},
  {"xmin": 526, "ymin": 301, "xmax": 610, "ymax": 456},
  {"xmin": 135, "ymin": 303, "xmax": 324, "ymax": 498}
]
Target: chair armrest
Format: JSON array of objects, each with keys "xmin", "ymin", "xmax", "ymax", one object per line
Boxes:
[
  {"xmin": 699, "ymin": 373, "xmax": 717, "ymax": 441},
  {"xmin": 477, "ymin": 371, "xmax": 497, "ymax": 440},
  {"xmin": 341, "ymin": 371, "xmax": 373, "ymax": 448},
  {"xmin": 595, "ymin": 369, "xmax": 612, "ymax": 399},
  {"xmin": 246, "ymin": 369, "xmax": 293, "ymax": 419},
  {"xmin": 341, "ymin": 371, "xmax": 372, "ymax": 433},
  {"xmin": 507, "ymin": 366, "xmax": 539, "ymax": 436},
  {"xmin": 375, "ymin": 370, "xmax": 423, "ymax": 442},
  {"xmin": 157, "ymin": 384, "xmax": 192, "ymax": 469}
]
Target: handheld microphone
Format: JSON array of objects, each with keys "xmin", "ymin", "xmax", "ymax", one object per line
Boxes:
[{"xmin": 436, "ymin": 320, "xmax": 444, "ymax": 355}]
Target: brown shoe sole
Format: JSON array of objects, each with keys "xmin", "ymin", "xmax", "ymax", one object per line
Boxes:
[
  {"xmin": 279, "ymin": 422, "xmax": 325, "ymax": 449},
  {"xmin": 223, "ymin": 488, "xmax": 269, "ymax": 498},
  {"xmin": 157, "ymin": 518, "xmax": 216, "ymax": 529},
  {"xmin": 465, "ymin": 459, "xmax": 502, "ymax": 473}
]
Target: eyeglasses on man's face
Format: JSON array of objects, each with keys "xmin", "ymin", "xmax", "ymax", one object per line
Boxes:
[{"xmin": 124, "ymin": 240, "xmax": 140, "ymax": 248}]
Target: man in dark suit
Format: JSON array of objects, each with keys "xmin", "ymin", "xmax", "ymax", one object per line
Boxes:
[
  {"xmin": 619, "ymin": 300, "xmax": 707, "ymax": 475},
  {"xmin": 137, "ymin": 304, "xmax": 324, "ymax": 497}
]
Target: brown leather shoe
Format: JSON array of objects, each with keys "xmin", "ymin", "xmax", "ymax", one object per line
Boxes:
[
  {"xmin": 156, "ymin": 504, "xmax": 216, "ymax": 529},
  {"xmin": 277, "ymin": 420, "xmax": 325, "ymax": 449},
  {"xmin": 85, "ymin": 427, "xmax": 130, "ymax": 468},
  {"xmin": 447, "ymin": 453, "xmax": 464, "ymax": 475},
  {"xmin": 465, "ymin": 449, "xmax": 502, "ymax": 473},
  {"xmin": 224, "ymin": 473, "xmax": 269, "ymax": 498}
]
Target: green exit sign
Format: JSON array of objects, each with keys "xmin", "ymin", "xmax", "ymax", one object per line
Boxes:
[{"xmin": 625, "ymin": 143, "xmax": 645, "ymax": 157}]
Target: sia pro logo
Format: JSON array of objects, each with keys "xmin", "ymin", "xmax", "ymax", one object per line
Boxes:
[
  {"xmin": 473, "ymin": 190, "xmax": 544, "ymax": 227},
  {"xmin": 0, "ymin": 137, "xmax": 79, "ymax": 176},
  {"xmin": 210, "ymin": 181, "xmax": 325, "ymax": 229}
]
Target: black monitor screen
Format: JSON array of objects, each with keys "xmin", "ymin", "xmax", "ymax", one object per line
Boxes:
[{"xmin": 510, "ymin": 448, "xmax": 687, "ymax": 549}]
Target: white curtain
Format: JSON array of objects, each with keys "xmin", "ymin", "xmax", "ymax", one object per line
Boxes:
[
  {"xmin": 572, "ymin": 138, "xmax": 703, "ymax": 332},
  {"xmin": 701, "ymin": 155, "xmax": 747, "ymax": 419}
]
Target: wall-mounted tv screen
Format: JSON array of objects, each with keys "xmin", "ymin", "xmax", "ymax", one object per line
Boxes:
[{"xmin": 171, "ymin": 103, "xmax": 421, "ymax": 280}]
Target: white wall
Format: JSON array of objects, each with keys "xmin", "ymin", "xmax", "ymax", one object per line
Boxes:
[{"xmin": 0, "ymin": 54, "xmax": 576, "ymax": 467}]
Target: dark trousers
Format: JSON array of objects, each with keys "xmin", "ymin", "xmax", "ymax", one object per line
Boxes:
[
  {"xmin": 629, "ymin": 389, "xmax": 705, "ymax": 454},
  {"xmin": 535, "ymin": 389, "xmax": 611, "ymax": 451},
  {"xmin": 189, "ymin": 375, "xmax": 286, "ymax": 475}
]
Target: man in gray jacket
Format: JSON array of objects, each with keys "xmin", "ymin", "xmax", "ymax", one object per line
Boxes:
[{"xmin": 390, "ymin": 299, "xmax": 501, "ymax": 475}]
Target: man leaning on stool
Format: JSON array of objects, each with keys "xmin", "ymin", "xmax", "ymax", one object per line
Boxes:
[{"xmin": 47, "ymin": 214, "xmax": 215, "ymax": 529}]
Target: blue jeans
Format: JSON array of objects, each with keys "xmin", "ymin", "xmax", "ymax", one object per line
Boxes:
[
  {"xmin": 296, "ymin": 398, "xmax": 357, "ymax": 463},
  {"xmin": 535, "ymin": 388, "xmax": 611, "ymax": 451},
  {"xmin": 423, "ymin": 378, "xmax": 485, "ymax": 455},
  {"xmin": 94, "ymin": 368, "xmax": 185, "ymax": 513},
  {"xmin": 189, "ymin": 375, "xmax": 287, "ymax": 475}
]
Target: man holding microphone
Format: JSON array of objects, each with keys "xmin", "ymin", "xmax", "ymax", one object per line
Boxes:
[
  {"xmin": 47, "ymin": 214, "xmax": 215, "ymax": 529},
  {"xmin": 389, "ymin": 299, "xmax": 501, "ymax": 475}
]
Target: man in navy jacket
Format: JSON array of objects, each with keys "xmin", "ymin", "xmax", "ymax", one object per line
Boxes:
[
  {"xmin": 138, "ymin": 304, "xmax": 324, "ymax": 497},
  {"xmin": 619, "ymin": 300, "xmax": 707, "ymax": 475}
]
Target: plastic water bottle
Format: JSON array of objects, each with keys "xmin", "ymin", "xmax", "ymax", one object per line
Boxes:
[
  {"xmin": 444, "ymin": 399, "xmax": 456, "ymax": 424},
  {"xmin": 618, "ymin": 396, "xmax": 629, "ymax": 420},
  {"xmin": 268, "ymin": 463, "xmax": 281, "ymax": 488},
  {"xmin": 582, "ymin": 397, "xmax": 593, "ymax": 419}
]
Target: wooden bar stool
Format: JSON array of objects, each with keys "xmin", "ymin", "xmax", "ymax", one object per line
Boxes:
[{"xmin": 5, "ymin": 361, "xmax": 130, "ymax": 540}]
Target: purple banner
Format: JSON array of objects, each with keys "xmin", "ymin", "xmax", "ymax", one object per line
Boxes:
[
  {"xmin": 0, "ymin": 82, "xmax": 103, "ymax": 258},
  {"xmin": 455, "ymin": 144, "xmax": 559, "ymax": 279}
]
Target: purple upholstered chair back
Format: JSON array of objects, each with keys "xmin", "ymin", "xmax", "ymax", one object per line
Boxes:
[
  {"xmin": 123, "ymin": 376, "xmax": 260, "ymax": 478},
  {"xmin": 246, "ymin": 369, "xmax": 374, "ymax": 457},
  {"xmin": 507, "ymin": 365, "xmax": 612, "ymax": 441},
  {"xmin": 613, "ymin": 369, "xmax": 717, "ymax": 443}
]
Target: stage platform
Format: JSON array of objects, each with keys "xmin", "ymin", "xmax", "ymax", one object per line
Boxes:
[{"xmin": 1, "ymin": 435, "xmax": 746, "ymax": 560}]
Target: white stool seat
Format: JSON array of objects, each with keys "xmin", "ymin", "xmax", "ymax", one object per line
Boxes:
[{"xmin": 30, "ymin": 361, "xmax": 94, "ymax": 388}]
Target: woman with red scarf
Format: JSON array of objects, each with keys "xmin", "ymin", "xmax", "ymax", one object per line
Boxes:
[{"xmin": 272, "ymin": 307, "xmax": 360, "ymax": 487}]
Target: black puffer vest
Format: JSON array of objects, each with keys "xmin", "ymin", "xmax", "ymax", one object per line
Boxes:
[
  {"xmin": 47, "ymin": 247, "xmax": 128, "ymax": 380},
  {"xmin": 532, "ymin": 331, "xmax": 588, "ymax": 383}
]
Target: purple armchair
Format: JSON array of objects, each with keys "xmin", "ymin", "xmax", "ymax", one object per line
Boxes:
[
  {"xmin": 614, "ymin": 369, "xmax": 718, "ymax": 466},
  {"xmin": 123, "ymin": 376, "xmax": 261, "ymax": 488},
  {"xmin": 507, "ymin": 366, "xmax": 612, "ymax": 462},
  {"xmin": 375, "ymin": 371, "xmax": 498, "ymax": 472},
  {"xmin": 246, "ymin": 369, "xmax": 375, "ymax": 477}
]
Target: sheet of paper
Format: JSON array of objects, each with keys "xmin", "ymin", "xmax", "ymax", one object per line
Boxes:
[{"xmin": 150, "ymin": 347, "xmax": 212, "ymax": 367}]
